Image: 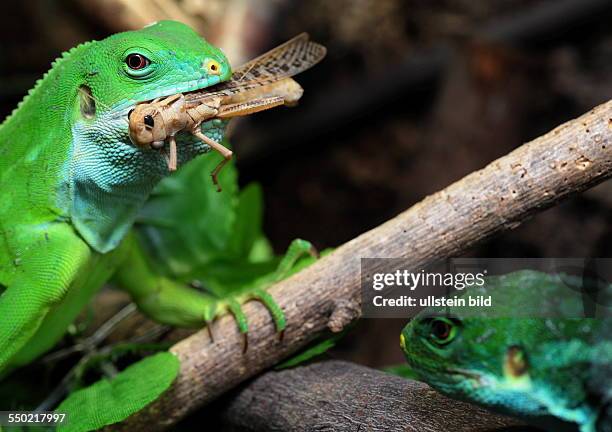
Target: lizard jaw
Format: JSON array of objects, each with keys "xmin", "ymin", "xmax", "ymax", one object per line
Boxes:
[
  {"xmin": 115, "ymin": 74, "xmax": 226, "ymax": 114},
  {"xmin": 446, "ymin": 367, "xmax": 486, "ymax": 386}
]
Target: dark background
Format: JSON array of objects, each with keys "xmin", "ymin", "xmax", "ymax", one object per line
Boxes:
[{"xmin": 2, "ymin": 0, "xmax": 612, "ymax": 370}]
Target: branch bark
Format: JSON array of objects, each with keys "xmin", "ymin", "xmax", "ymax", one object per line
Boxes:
[
  {"xmin": 117, "ymin": 100, "xmax": 612, "ymax": 430},
  {"xmin": 211, "ymin": 361, "xmax": 525, "ymax": 431}
]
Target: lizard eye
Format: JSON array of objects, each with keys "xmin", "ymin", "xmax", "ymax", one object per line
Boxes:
[
  {"xmin": 126, "ymin": 53, "xmax": 150, "ymax": 70},
  {"xmin": 426, "ymin": 318, "xmax": 459, "ymax": 346}
]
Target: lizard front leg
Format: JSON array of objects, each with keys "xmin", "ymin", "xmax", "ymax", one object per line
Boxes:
[
  {"xmin": 112, "ymin": 235, "xmax": 252, "ymax": 352},
  {"xmin": 113, "ymin": 233, "xmax": 265, "ymax": 353},
  {"xmin": 0, "ymin": 226, "xmax": 91, "ymax": 374},
  {"xmin": 112, "ymin": 233, "xmax": 218, "ymax": 328},
  {"xmin": 113, "ymin": 234, "xmax": 316, "ymax": 351}
]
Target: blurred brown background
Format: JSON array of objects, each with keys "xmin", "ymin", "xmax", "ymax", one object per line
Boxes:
[{"xmin": 3, "ymin": 0, "xmax": 612, "ymax": 371}]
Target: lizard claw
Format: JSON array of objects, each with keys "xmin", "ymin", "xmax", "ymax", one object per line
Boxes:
[
  {"xmin": 242, "ymin": 333, "xmax": 249, "ymax": 353},
  {"xmin": 205, "ymin": 320, "xmax": 215, "ymax": 343},
  {"xmin": 201, "ymin": 238, "xmax": 319, "ymax": 353}
]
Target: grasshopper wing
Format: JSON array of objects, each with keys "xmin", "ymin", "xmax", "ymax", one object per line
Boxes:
[{"xmin": 187, "ymin": 33, "xmax": 326, "ymax": 102}]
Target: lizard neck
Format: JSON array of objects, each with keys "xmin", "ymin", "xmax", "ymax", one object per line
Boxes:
[
  {"xmin": 60, "ymin": 110, "xmax": 170, "ymax": 254},
  {"xmin": 0, "ymin": 40, "xmax": 165, "ymax": 253},
  {"xmin": 1, "ymin": 39, "xmax": 225, "ymax": 253},
  {"xmin": 0, "ymin": 41, "xmax": 95, "ymax": 224},
  {"xmin": 60, "ymin": 114, "xmax": 226, "ymax": 254}
]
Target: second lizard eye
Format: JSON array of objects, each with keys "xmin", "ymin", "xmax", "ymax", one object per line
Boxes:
[
  {"xmin": 423, "ymin": 317, "xmax": 459, "ymax": 347},
  {"xmin": 431, "ymin": 320, "xmax": 451, "ymax": 340}
]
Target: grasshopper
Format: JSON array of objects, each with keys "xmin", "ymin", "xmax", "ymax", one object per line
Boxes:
[{"xmin": 128, "ymin": 33, "xmax": 326, "ymax": 189}]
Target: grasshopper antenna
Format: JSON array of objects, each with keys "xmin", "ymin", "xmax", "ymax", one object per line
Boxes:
[{"xmin": 236, "ymin": 62, "xmax": 257, "ymax": 83}]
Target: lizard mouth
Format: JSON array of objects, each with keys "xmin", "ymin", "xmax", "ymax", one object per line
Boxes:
[
  {"xmin": 119, "ymin": 75, "xmax": 227, "ymax": 112},
  {"xmin": 123, "ymin": 77, "xmax": 227, "ymax": 174},
  {"xmin": 404, "ymin": 357, "xmax": 484, "ymax": 386},
  {"xmin": 124, "ymin": 78, "xmax": 233, "ymax": 190},
  {"xmin": 446, "ymin": 368, "xmax": 485, "ymax": 385}
]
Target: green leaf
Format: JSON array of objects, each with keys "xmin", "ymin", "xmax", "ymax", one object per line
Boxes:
[
  {"xmin": 228, "ymin": 183, "xmax": 266, "ymax": 259},
  {"xmin": 56, "ymin": 352, "xmax": 179, "ymax": 432},
  {"xmin": 136, "ymin": 150, "xmax": 239, "ymax": 278},
  {"xmin": 134, "ymin": 141, "xmax": 323, "ymax": 302}
]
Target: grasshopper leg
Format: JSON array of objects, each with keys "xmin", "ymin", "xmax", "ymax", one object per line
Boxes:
[
  {"xmin": 168, "ymin": 135, "xmax": 178, "ymax": 172},
  {"xmin": 192, "ymin": 129, "xmax": 233, "ymax": 192},
  {"xmin": 210, "ymin": 159, "xmax": 230, "ymax": 192}
]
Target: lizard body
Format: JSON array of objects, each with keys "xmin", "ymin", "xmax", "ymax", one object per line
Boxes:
[{"xmin": 0, "ymin": 21, "xmax": 244, "ymax": 376}]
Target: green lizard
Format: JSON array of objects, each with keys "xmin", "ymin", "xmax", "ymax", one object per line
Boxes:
[
  {"xmin": 0, "ymin": 20, "xmax": 311, "ymax": 379},
  {"xmin": 400, "ymin": 270, "xmax": 612, "ymax": 432}
]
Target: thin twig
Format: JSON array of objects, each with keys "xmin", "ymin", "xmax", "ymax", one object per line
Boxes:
[{"xmin": 41, "ymin": 303, "xmax": 137, "ymax": 364}]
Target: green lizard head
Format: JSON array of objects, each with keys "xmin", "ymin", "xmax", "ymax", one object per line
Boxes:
[
  {"xmin": 82, "ymin": 20, "xmax": 231, "ymax": 111},
  {"xmin": 399, "ymin": 270, "xmax": 603, "ymax": 422},
  {"xmin": 400, "ymin": 313, "xmax": 539, "ymax": 412},
  {"xmin": 52, "ymin": 21, "xmax": 233, "ymax": 252}
]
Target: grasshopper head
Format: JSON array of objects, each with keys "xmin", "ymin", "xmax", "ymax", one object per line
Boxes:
[{"xmin": 128, "ymin": 103, "xmax": 167, "ymax": 149}]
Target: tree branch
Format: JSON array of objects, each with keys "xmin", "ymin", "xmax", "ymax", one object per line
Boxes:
[
  {"xmin": 117, "ymin": 100, "xmax": 612, "ymax": 430},
  {"xmin": 210, "ymin": 360, "xmax": 526, "ymax": 431}
]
